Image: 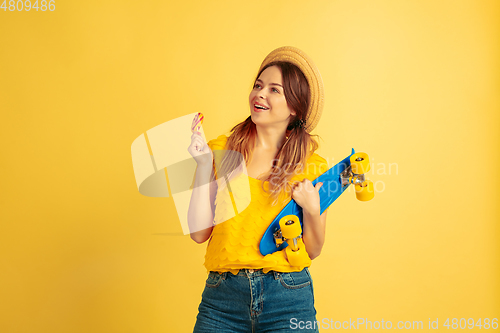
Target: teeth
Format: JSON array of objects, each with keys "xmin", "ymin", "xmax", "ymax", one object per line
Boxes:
[{"xmin": 255, "ymin": 104, "xmax": 268, "ymax": 110}]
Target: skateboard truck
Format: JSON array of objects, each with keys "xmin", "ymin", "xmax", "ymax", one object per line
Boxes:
[
  {"xmin": 340, "ymin": 152, "xmax": 374, "ymax": 201},
  {"xmin": 278, "ymin": 215, "xmax": 309, "ymax": 267},
  {"xmin": 273, "ymin": 229, "xmax": 284, "ymax": 248}
]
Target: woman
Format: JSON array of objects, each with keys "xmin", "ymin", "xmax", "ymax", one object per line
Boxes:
[{"xmin": 187, "ymin": 46, "xmax": 328, "ymax": 332}]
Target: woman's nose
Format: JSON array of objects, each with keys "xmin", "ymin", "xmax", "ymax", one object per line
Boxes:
[{"xmin": 258, "ymin": 89, "xmax": 267, "ymax": 99}]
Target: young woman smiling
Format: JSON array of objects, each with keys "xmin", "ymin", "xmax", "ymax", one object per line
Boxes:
[{"xmin": 188, "ymin": 46, "xmax": 328, "ymax": 332}]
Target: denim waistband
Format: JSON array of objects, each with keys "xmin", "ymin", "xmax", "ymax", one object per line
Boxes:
[{"xmin": 210, "ymin": 267, "xmax": 308, "ymax": 279}]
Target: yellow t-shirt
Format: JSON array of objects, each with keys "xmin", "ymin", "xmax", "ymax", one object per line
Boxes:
[{"xmin": 204, "ymin": 134, "xmax": 328, "ymax": 275}]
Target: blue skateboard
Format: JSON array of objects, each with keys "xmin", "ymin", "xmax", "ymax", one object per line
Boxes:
[{"xmin": 259, "ymin": 149, "xmax": 374, "ymax": 258}]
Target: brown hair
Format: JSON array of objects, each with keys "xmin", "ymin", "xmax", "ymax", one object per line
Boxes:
[{"xmin": 216, "ymin": 61, "xmax": 320, "ymax": 205}]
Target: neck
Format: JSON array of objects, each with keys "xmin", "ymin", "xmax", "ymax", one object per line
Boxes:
[
  {"xmin": 254, "ymin": 125, "xmax": 288, "ymax": 151},
  {"xmin": 255, "ymin": 126, "xmax": 286, "ymax": 150}
]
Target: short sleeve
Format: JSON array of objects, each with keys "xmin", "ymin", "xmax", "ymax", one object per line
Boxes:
[
  {"xmin": 316, "ymin": 154, "xmax": 329, "ymax": 176},
  {"xmin": 305, "ymin": 153, "xmax": 328, "ymax": 180},
  {"xmin": 206, "ymin": 134, "xmax": 229, "ymax": 180},
  {"xmin": 207, "ymin": 134, "xmax": 228, "ymax": 151}
]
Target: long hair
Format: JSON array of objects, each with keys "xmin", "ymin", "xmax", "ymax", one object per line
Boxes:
[{"xmin": 217, "ymin": 61, "xmax": 320, "ymax": 206}]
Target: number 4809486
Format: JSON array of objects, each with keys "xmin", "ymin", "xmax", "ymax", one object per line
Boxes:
[
  {"xmin": 1, "ymin": 0, "xmax": 56, "ymax": 11},
  {"xmin": 443, "ymin": 318, "xmax": 498, "ymax": 329}
]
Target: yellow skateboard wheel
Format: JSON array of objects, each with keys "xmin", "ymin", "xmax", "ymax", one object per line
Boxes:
[
  {"xmin": 355, "ymin": 180, "xmax": 374, "ymax": 201},
  {"xmin": 285, "ymin": 239, "xmax": 310, "ymax": 267},
  {"xmin": 279, "ymin": 215, "xmax": 302, "ymax": 239},
  {"xmin": 350, "ymin": 152, "xmax": 370, "ymax": 175}
]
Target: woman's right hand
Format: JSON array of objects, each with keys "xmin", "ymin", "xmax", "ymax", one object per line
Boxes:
[{"xmin": 187, "ymin": 131, "xmax": 214, "ymax": 167}]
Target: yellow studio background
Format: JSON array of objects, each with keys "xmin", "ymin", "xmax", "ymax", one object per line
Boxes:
[{"xmin": 0, "ymin": 0, "xmax": 498, "ymax": 332}]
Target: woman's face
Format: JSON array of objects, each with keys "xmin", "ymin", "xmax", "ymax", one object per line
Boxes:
[{"xmin": 249, "ymin": 65, "xmax": 295, "ymax": 130}]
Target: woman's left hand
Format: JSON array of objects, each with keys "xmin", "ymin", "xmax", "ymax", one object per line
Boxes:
[{"xmin": 291, "ymin": 179, "xmax": 323, "ymax": 215}]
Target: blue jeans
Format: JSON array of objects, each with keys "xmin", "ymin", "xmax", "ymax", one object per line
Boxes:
[{"xmin": 193, "ymin": 268, "xmax": 319, "ymax": 332}]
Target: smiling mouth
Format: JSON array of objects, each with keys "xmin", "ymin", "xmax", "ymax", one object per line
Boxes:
[{"xmin": 254, "ymin": 104, "xmax": 269, "ymax": 111}]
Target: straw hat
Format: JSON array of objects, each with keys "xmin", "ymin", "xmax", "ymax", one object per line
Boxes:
[{"xmin": 258, "ymin": 46, "xmax": 324, "ymax": 133}]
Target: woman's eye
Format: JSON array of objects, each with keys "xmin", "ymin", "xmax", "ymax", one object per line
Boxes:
[
  {"xmin": 254, "ymin": 83, "xmax": 261, "ymax": 89},
  {"xmin": 272, "ymin": 88, "xmax": 280, "ymax": 93}
]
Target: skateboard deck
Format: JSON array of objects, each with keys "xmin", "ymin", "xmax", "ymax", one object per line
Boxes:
[{"xmin": 259, "ymin": 148, "xmax": 356, "ymax": 256}]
